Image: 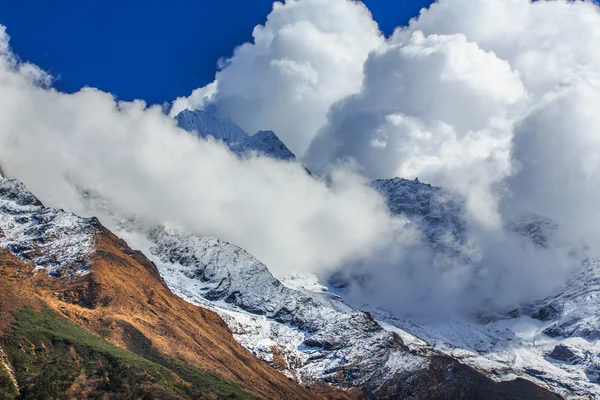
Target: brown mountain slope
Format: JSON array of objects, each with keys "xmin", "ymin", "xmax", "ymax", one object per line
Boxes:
[{"xmin": 0, "ymin": 226, "xmax": 333, "ymax": 400}]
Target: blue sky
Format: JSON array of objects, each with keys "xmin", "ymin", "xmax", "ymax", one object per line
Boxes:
[{"xmin": 0, "ymin": 0, "xmax": 433, "ymax": 105}]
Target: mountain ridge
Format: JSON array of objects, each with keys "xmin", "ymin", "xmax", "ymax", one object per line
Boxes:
[
  {"xmin": 176, "ymin": 106, "xmax": 296, "ymax": 161},
  {"xmin": 0, "ymin": 176, "xmax": 325, "ymax": 399}
]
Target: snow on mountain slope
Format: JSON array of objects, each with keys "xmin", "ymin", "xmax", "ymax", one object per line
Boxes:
[
  {"xmin": 117, "ymin": 225, "xmax": 558, "ymax": 398},
  {"xmin": 372, "ymin": 177, "xmax": 467, "ymax": 256},
  {"xmin": 0, "ymin": 178, "xmax": 322, "ymax": 400},
  {"xmin": 0, "ymin": 177, "xmax": 98, "ymax": 277},
  {"xmin": 371, "ymin": 307, "xmax": 600, "ymax": 399},
  {"xmin": 66, "ymin": 178, "xmax": 562, "ymax": 397},
  {"xmin": 491, "ymin": 257, "xmax": 600, "ymax": 396},
  {"xmin": 365, "ymin": 177, "xmax": 600, "ymax": 399},
  {"xmin": 176, "ymin": 104, "xmax": 248, "ymax": 145},
  {"xmin": 236, "ymin": 130, "xmax": 296, "ymax": 161},
  {"xmin": 522, "ymin": 259, "xmax": 600, "ymax": 341},
  {"xmin": 0, "ymin": 172, "xmax": 570, "ymax": 397},
  {"xmin": 176, "ymin": 106, "xmax": 296, "ymax": 161},
  {"xmin": 142, "ymin": 226, "xmax": 428, "ymax": 391}
]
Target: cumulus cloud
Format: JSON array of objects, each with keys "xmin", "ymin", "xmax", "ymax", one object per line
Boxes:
[
  {"xmin": 302, "ymin": 0, "xmax": 600, "ymax": 314},
  {"xmin": 0, "ymin": 25, "xmax": 401, "ymax": 277},
  {"xmin": 174, "ymin": 0, "xmax": 600, "ymax": 315},
  {"xmin": 306, "ymin": 30, "xmax": 527, "ymax": 227},
  {"xmin": 507, "ymin": 81, "xmax": 600, "ymax": 248},
  {"xmin": 306, "ymin": 0, "xmax": 600, "ymax": 228},
  {"xmin": 172, "ymin": 0, "xmax": 384, "ymax": 156},
  {"xmin": 177, "ymin": 0, "xmax": 600, "ymax": 238}
]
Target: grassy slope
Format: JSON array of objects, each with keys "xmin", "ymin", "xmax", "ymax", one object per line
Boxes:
[
  {"xmin": 0, "ymin": 307, "xmax": 256, "ymax": 400},
  {"xmin": 0, "ymin": 363, "xmax": 18, "ymax": 400}
]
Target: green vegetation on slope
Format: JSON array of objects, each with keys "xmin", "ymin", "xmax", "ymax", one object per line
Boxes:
[
  {"xmin": 0, "ymin": 361, "xmax": 18, "ymax": 400},
  {"xmin": 0, "ymin": 307, "xmax": 256, "ymax": 400}
]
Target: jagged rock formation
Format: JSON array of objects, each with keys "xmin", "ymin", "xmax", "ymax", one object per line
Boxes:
[
  {"xmin": 527, "ymin": 259, "xmax": 600, "ymax": 340},
  {"xmin": 147, "ymin": 228, "xmax": 427, "ymax": 392},
  {"xmin": 0, "ymin": 178, "xmax": 97, "ymax": 278},
  {"xmin": 69, "ymin": 165, "xmax": 568, "ymax": 398},
  {"xmin": 371, "ymin": 177, "xmax": 466, "ymax": 253}
]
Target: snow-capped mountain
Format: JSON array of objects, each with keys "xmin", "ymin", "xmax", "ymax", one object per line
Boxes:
[
  {"xmin": 127, "ymin": 225, "xmax": 559, "ymax": 398},
  {"xmin": 58, "ymin": 115, "xmax": 597, "ymax": 398},
  {"xmin": 0, "ymin": 176, "xmax": 322, "ymax": 400},
  {"xmin": 69, "ymin": 149, "xmax": 582, "ymax": 398},
  {"xmin": 368, "ymin": 177, "xmax": 600, "ymax": 399},
  {"xmin": 0, "ymin": 171, "xmax": 570, "ymax": 398},
  {"xmin": 524, "ymin": 259, "xmax": 600, "ymax": 341},
  {"xmin": 4, "ymin": 160, "xmax": 587, "ymax": 398},
  {"xmin": 371, "ymin": 177, "xmax": 467, "ymax": 256},
  {"xmin": 0, "ymin": 178, "xmax": 98, "ymax": 278},
  {"xmin": 176, "ymin": 105, "xmax": 296, "ymax": 161},
  {"xmin": 144, "ymin": 227, "xmax": 428, "ymax": 393}
]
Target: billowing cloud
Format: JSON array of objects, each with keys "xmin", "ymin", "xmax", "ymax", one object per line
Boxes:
[
  {"xmin": 0, "ymin": 25, "xmax": 401, "ymax": 277},
  {"xmin": 507, "ymin": 82, "xmax": 600, "ymax": 248},
  {"xmin": 306, "ymin": 30, "xmax": 527, "ymax": 227},
  {"xmin": 306, "ymin": 0, "xmax": 600, "ymax": 229},
  {"xmin": 303, "ymin": 0, "xmax": 600, "ymax": 314},
  {"xmin": 172, "ymin": 0, "xmax": 384, "ymax": 156},
  {"xmin": 175, "ymin": 0, "xmax": 600, "ymax": 314}
]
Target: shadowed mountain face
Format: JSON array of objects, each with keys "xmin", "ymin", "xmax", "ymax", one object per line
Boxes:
[{"xmin": 0, "ymin": 177, "xmax": 323, "ymax": 400}]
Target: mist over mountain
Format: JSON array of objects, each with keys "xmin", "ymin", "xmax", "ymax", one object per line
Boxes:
[{"xmin": 173, "ymin": 0, "xmax": 600, "ymax": 316}]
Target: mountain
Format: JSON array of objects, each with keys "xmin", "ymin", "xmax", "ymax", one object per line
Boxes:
[
  {"xmin": 50, "ymin": 171, "xmax": 562, "ymax": 398},
  {"xmin": 371, "ymin": 177, "xmax": 468, "ymax": 257},
  {"xmin": 130, "ymin": 174, "xmax": 595, "ymax": 399},
  {"xmin": 113, "ymin": 224, "xmax": 559, "ymax": 399},
  {"xmin": 145, "ymin": 228, "xmax": 426, "ymax": 395},
  {"xmin": 368, "ymin": 178, "xmax": 600, "ymax": 399},
  {"xmin": 524, "ymin": 258, "xmax": 600, "ymax": 340},
  {"xmin": 0, "ymin": 171, "xmax": 578, "ymax": 398},
  {"xmin": 0, "ymin": 177, "xmax": 321, "ymax": 399},
  {"xmin": 176, "ymin": 105, "xmax": 297, "ymax": 161}
]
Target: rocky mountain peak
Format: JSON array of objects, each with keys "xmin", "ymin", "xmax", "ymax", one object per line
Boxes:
[{"xmin": 176, "ymin": 105, "xmax": 297, "ymax": 161}]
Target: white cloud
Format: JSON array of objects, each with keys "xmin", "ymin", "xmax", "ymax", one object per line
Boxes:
[
  {"xmin": 304, "ymin": 0, "xmax": 600, "ymax": 232},
  {"xmin": 171, "ymin": 81, "xmax": 217, "ymax": 117},
  {"xmin": 507, "ymin": 80, "xmax": 600, "ymax": 247},
  {"xmin": 173, "ymin": 0, "xmax": 384, "ymax": 156},
  {"xmin": 0, "ymin": 25, "xmax": 401, "ymax": 277},
  {"xmin": 304, "ymin": 0, "xmax": 600, "ymax": 314},
  {"xmin": 306, "ymin": 30, "xmax": 527, "ymax": 227}
]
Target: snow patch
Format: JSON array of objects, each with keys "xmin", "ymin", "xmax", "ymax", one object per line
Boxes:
[{"xmin": 0, "ymin": 177, "xmax": 97, "ymax": 277}]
